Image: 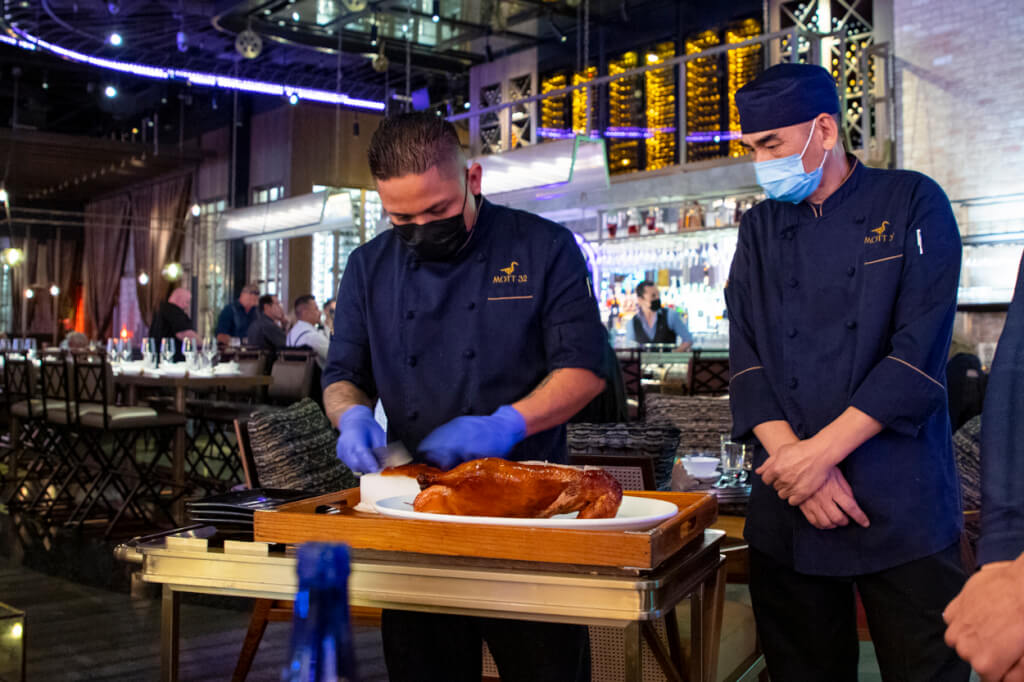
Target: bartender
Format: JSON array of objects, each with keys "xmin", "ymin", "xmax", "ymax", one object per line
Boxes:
[
  {"xmin": 727, "ymin": 63, "xmax": 968, "ymax": 680},
  {"xmin": 322, "ymin": 113, "xmax": 606, "ymax": 682},
  {"xmin": 624, "ymin": 280, "xmax": 693, "ymax": 350}
]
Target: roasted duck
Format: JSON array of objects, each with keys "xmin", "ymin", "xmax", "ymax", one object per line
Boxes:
[{"xmin": 384, "ymin": 458, "xmax": 622, "ymax": 519}]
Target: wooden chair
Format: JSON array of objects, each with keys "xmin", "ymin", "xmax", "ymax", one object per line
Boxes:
[
  {"xmin": 266, "ymin": 349, "xmax": 315, "ymax": 405},
  {"xmin": 615, "ymin": 347, "xmax": 645, "ymax": 421},
  {"xmin": 687, "ymin": 351, "xmax": 730, "ymax": 396}
]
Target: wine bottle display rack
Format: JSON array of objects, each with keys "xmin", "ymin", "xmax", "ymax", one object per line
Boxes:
[
  {"xmin": 609, "ymin": 51, "xmax": 642, "ymax": 174},
  {"xmin": 685, "ymin": 30, "xmax": 722, "ymax": 162}
]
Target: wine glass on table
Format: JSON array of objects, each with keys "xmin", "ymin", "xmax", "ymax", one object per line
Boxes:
[
  {"xmin": 182, "ymin": 336, "xmax": 197, "ymax": 371},
  {"xmin": 201, "ymin": 336, "xmax": 218, "ymax": 369},
  {"xmin": 160, "ymin": 338, "xmax": 176, "ymax": 367},
  {"xmin": 106, "ymin": 338, "xmax": 120, "ymax": 367},
  {"xmin": 141, "ymin": 338, "xmax": 157, "ymax": 369}
]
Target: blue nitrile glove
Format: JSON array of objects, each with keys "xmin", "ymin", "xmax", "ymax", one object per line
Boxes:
[
  {"xmin": 418, "ymin": 405, "xmax": 528, "ymax": 470},
  {"xmin": 336, "ymin": 405, "xmax": 386, "ymax": 473}
]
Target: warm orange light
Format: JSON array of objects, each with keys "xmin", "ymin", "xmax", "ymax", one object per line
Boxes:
[{"xmin": 120, "ymin": 327, "xmax": 129, "ymax": 340}]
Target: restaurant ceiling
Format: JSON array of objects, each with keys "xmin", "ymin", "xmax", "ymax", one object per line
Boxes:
[{"xmin": 0, "ymin": 127, "xmax": 202, "ymax": 203}]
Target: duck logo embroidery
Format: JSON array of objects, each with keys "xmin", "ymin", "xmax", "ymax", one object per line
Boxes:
[
  {"xmin": 864, "ymin": 220, "xmax": 895, "ymax": 245},
  {"xmin": 493, "ymin": 261, "xmax": 528, "ymax": 284}
]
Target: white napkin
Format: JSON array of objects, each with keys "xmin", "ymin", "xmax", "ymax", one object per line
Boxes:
[
  {"xmin": 159, "ymin": 363, "xmax": 188, "ymax": 377},
  {"xmin": 213, "ymin": 362, "xmax": 241, "ymax": 375}
]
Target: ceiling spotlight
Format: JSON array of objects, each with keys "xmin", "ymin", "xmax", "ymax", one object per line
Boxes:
[
  {"xmin": 138, "ymin": 271, "xmax": 150, "ymax": 286},
  {"xmin": 190, "ymin": 203, "xmax": 201, "ymax": 217},
  {"xmin": 49, "ymin": 284, "xmax": 60, "ymax": 297},
  {"xmin": 24, "ymin": 288, "xmax": 34, "ymax": 299},
  {"xmin": 104, "ymin": 85, "xmax": 117, "ymax": 98},
  {"xmin": 288, "ymin": 92, "xmax": 299, "ymax": 105},
  {"xmin": 463, "ymin": 101, "xmax": 470, "ymax": 110},
  {"xmin": 370, "ymin": 22, "xmax": 378, "ymax": 46},
  {"xmin": 431, "ymin": 0, "xmax": 440, "ymax": 23},
  {"xmin": 263, "ymin": 8, "xmax": 271, "ymax": 14},
  {"xmin": 0, "ymin": 188, "xmax": 8, "ymax": 204},
  {"xmin": 548, "ymin": 18, "xmax": 566, "ymax": 43},
  {"xmin": 108, "ymin": 32, "xmax": 122, "ymax": 47},
  {"xmin": 42, "ymin": 77, "xmax": 49, "ymax": 90}
]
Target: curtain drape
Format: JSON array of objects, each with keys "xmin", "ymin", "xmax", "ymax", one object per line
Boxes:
[
  {"xmin": 83, "ymin": 195, "xmax": 131, "ymax": 339},
  {"xmin": 132, "ymin": 174, "xmax": 192, "ymax": 328}
]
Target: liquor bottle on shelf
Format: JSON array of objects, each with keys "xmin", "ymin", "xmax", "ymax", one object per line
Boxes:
[{"xmin": 283, "ymin": 543, "xmax": 358, "ymax": 682}]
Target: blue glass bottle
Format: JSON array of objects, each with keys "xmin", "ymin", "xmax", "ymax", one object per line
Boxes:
[{"xmin": 283, "ymin": 543, "xmax": 358, "ymax": 682}]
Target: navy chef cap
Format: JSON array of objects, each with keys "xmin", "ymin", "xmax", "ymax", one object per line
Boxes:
[{"xmin": 735, "ymin": 63, "xmax": 840, "ymax": 134}]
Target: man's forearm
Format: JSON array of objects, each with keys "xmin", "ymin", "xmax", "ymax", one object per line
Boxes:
[
  {"xmin": 813, "ymin": 406, "xmax": 884, "ymax": 467},
  {"xmin": 512, "ymin": 368, "xmax": 605, "ymax": 437},
  {"xmin": 324, "ymin": 380, "xmax": 374, "ymax": 427},
  {"xmin": 753, "ymin": 420, "xmax": 799, "ymax": 457}
]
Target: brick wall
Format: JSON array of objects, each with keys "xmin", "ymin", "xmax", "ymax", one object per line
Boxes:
[{"xmin": 894, "ymin": 0, "xmax": 1024, "ymax": 201}]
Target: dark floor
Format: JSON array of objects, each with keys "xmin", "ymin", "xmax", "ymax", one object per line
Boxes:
[{"xmin": 0, "ymin": 560, "xmax": 389, "ymax": 681}]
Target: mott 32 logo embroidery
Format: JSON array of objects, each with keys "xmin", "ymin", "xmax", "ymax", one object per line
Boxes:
[
  {"xmin": 493, "ymin": 261, "xmax": 528, "ymax": 284},
  {"xmin": 864, "ymin": 220, "xmax": 895, "ymax": 245}
]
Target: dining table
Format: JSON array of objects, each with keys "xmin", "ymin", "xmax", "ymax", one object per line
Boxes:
[{"xmin": 113, "ymin": 370, "xmax": 274, "ymax": 523}]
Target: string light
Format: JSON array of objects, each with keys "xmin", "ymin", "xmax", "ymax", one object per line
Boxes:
[
  {"xmin": 190, "ymin": 203, "xmax": 201, "ymax": 217},
  {"xmin": 49, "ymin": 284, "xmax": 60, "ymax": 296},
  {"xmin": 431, "ymin": 0, "xmax": 440, "ymax": 23},
  {"xmin": 138, "ymin": 271, "xmax": 150, "ymax": 286},
  {"xmin": 104, "ymin": 84, "xmax": 117, "ymax": 98},
  {"xmin": 161, "ymin": 263, "xmax": 182, "ymax": 281},
  {"xmin": 0, "ymin": 188, "xmax": 8, "ymax": 204},
  {"xmin": 3, "ymin": 248, "xmax": 23, "ymax": 266},
  {"xmin": 24, "ymin": 288, "xmax": 34, "ymax": 299},
  {"xmin": 108, "ymin": 32, "xmax": 122, "ymax": 46}
]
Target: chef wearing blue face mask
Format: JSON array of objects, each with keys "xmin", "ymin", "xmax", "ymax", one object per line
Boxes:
[
  {"xmin": 322, "ymin": 113, "xmax": 606, "ymax": 682},
  {"xmin": 726, "ymin": 63, "xmax": 968, "ymax": 681}
]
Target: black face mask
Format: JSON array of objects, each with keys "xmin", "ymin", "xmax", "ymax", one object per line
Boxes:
[
  {"xmin": 649, "ymin": 298, "xmax": 662, "ymax": 312},
  {"xmin": 392, "ymin": 180, "xmax": 473, "ymax": 262}
]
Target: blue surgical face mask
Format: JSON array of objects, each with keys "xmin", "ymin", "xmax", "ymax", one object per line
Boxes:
[{"xmin": 753, "ymin": 119, "xmax": 828, "ymax": 204}]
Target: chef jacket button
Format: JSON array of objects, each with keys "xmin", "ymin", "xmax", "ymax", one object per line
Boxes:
[
  {"xmin": 847, "ymin": 266, "xmax": 856, "ymax": 277},
  {"xmin": 405, "ymin": 310, "xmax": 416, "ymax": 320},
  {"xmin": 407, "ymin": 355, "xmax": 417, "ymax": 367},
  {"xmin": 846, "ymin": 320, "xmax": 857, "ymax": 330},
  {"xmin": 787, "ymin": 277, "xmax": 799, "ymax": 288},
  {"xmin": 788, "ymin": 377, "xmax": 799, "ymax": 389},
  {"xmin": 467, "ymin": 301, "xmax": 476, "ymax": 310},
  {"xmin": 407, "ymin": 410, "xmax": 419, "ymax": 421},
  {"xmin": 462, "ymin": 405, "xmax": 473, "ymax": 415},
  {"xmin": 463, "ymin": 349, "xmax": 476, "ymax": 359},
  {"xmin": 786, "ymin": 328, "xmax": 798, "ymax": 338}
]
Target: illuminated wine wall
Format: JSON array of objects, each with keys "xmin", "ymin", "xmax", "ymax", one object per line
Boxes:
[
  {"xmin": 684, "ymin": 30, "xmax": 721, "ymax": 162},
  {"xmin": 645, "ymin": 42, "xmax": 677, "ymax": 171},
  {"xmin": 540, "ymin": 72, "xmax": 568, "ymax": 140},
  {"xmin": 725, "ymin": 18, "xmax": 762, "ymax": 157},
  {"xmin": 608, "ymin": 51, "xmax": 641, "ymax": 174},
  {"xmin": 572, "ymin": 66, "xmax": 598, "ymax": 136}
]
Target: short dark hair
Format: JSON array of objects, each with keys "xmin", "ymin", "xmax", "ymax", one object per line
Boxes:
[
  {"xmin": 293, "ymin": 294, "xmax": 316, "ymax": 313},
  {"xmin": 367, "ymin": 113, "xmax": 465, "ymax": 181},
  {"xmin": 323, "ymin": 298, "xmax": 335, "ymax": 308},
  {"xmin": 241, "ymin": 284, "xmax": 260, "ymax": 296},
  {"xmin": 636, "ymin": 280, "xmax": 656, "ymax": 298},
  {"xmin": 258, "ymin": 294, "xmax": 276, "ymax": 312}
]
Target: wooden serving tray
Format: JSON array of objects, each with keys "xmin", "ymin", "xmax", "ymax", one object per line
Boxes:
[{"xmin": 253, "ymin": 489, "xmax": 717, "ymax": 570}]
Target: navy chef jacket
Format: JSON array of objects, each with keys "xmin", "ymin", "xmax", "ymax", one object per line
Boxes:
[
  {"xmin": 726, "ymin": 157, "xmax": 964, "ymax": 576},
  {"xmin": 978, "ymin": 254, "xmax": 1024, "ymax": 565},
  {"xmin": 322, "ymin": 197, "xmax": 606, "ymax": 463}
]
